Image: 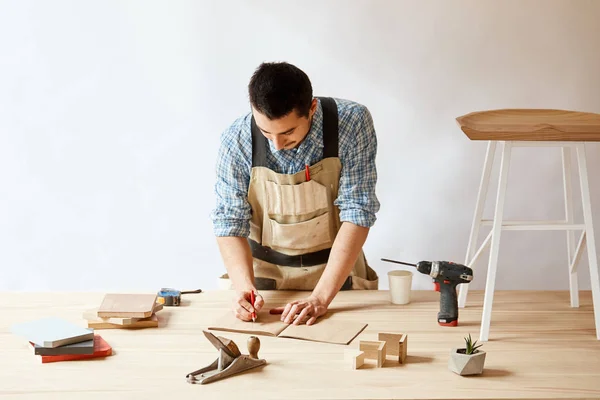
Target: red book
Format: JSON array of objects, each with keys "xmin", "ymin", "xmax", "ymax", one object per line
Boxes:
[{"xmin": 32, "ymin": 335, "xmax": 112, "ymax": 363}]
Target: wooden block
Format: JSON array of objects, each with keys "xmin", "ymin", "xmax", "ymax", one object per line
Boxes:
[
  {"xmin": 359, "ymin": 340, "xmax": 386, "ymax": 368},
  {"xmin": 399, "ymin": 334, "xmax": 407, "ymax": 364},
  {"xmin": 378, "ymin": 333, "xmax": 403, "ymax": 356},
  {"xmin": 353, "ymin": 351, "xmax": 365, "ymax": 370},
  {"xmin": 345, "ymin": 349, "xmax": 365, "ymax": 370},
  {"xmin": 97, "ymin": 294, "xmax": 157, "ymax": 318},
  {"xmin": 87, "ymin": 314, "xmax": 158, "ymax": 329},
  {"xmin": 378, "ymin": 332, "xmax": 408, "ymax": 363}
]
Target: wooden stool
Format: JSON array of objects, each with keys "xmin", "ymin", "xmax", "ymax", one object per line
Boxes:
[{"xmin": 456, "ymin": 109, "xmax": 600, "ymax": 342}]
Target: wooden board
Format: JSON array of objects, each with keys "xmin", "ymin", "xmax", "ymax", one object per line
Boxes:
[
  {"xmin": 97, "ymin": 294, "xmax": 157, "ymax": 318},
  {"xmin": 84, "ymin": 303, "xmax": 162, "ymax": 325},
  {"xmin": 456, "ymin": 109, "xmax": 600, "ymax": 141},
  {"xmin": 83, "ymin": 309, "xmax": 136, "ymax": 325},
  {"xmin": 86, "ymin": 314, "xmax": 159, "ymax": 329}
]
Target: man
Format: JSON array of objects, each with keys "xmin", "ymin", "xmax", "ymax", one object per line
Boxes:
[{"xmin": 211, "ymin": 61, "xmax": 380, "ymax": 326}]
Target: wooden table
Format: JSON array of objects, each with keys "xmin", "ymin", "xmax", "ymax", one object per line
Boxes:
[{"xmin": 2, "ymin": 290, "xmax": 600, "ymax": 399}]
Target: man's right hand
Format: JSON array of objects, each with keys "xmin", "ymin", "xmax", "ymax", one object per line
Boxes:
[{"xmin": 233, "ymin": 290, "xmax": 264, "ymax": 322}]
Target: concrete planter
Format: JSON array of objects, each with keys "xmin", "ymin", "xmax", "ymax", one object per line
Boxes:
[{"xmin": 448, "ymin": 348, "xmax": 486, "ymax": 376}]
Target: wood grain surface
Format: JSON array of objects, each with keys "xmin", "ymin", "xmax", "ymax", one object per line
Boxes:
[
  {"xmin": 456, "ymin": 109, "xmax": 600, "ymax": 141},
  {"xmin": 1, "ymin": 290, "xmax": 600, "ymax": 399}
]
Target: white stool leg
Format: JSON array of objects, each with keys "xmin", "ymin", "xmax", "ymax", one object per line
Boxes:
[
  {"xmin": 562, "ymin": 146, "xmax": 579, "ymax": 307},
  {"xmin": 575, "ymin": 143, "xmax": 600, "ymax": 340},
  {"xmin": 480, "ymin": 141, "xmax": 512, "ymax": 342},
  {"xmin": 459, "ymin": 141, "xmax": 497, "ymax": 308}
]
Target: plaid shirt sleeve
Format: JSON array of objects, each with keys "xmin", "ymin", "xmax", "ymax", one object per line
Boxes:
[
  {"xmin": 210, "ymin": 116, "xmax": 252, "ymax": 237},
  {"xmin": 335, "ymin": 103, "xmax": 380, "ymax": 228}
]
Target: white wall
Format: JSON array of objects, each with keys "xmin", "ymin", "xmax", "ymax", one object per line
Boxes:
[{"xmin": 1, "ymin": 0, "xmax": 599, "ymax": 293}]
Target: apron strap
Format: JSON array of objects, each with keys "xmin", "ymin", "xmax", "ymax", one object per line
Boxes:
[
  {"xmin": 319, "ymin": 97, "xmax": 339, "ymax": 158},
  {"xmin": 250, "ymin": 97, "xmax": 339, "ymax": 167},
  {"xmin": 251, "ymin": 116, "xmax": 268, "ymax": 168}
]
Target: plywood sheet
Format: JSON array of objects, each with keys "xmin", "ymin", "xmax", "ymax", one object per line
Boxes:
[
  {"xmin": 208, "ymin": 311, "xmax": 366, "ymax": 345},
  {"xmin": 207, "ymin": 310, "xmax": 288, "ymax": 337}
]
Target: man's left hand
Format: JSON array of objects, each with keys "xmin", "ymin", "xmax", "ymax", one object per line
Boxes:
[{"xmin": 272, "ymin": 296, "xmax": 328, "ymax": 325}]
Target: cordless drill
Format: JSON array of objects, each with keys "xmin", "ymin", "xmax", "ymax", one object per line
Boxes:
[{"xmin": 382, "ymin": 258, "xmax": 473, "ymax": 326}]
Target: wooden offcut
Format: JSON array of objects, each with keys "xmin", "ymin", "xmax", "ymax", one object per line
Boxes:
[
  {"xmin": 97, "ymin": 294, "xmax": 157, "ymax": 318},
  {"xmin": 345, "ymin": 349, "xmax": 365, "ymax": 370},
  {"xmin": 83, "ymin": 309, "xmax": 135, "ymax": 325},
  {"xmin": 86, "ymin": 314, "xmax": 159, "ymax": 330},
  {"xmin": 399, "ymin": 335, "xmax": 407, "ymax": 363},
  {"xmin": 456, "ymin": 109, "xmax": 600, "ymax": 141}
]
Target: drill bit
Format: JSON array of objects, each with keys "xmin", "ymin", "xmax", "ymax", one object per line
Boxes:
[{"xmin": 381, "ymin": 258, "xmax": 417, "ymax": 267}]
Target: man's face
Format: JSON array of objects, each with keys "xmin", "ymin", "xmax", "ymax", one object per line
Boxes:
[{"xmin": 252, "ymin": 99, "xmax": 317, "ymax": 151}]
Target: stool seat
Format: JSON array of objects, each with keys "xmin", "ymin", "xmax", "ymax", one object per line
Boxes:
[{"xmin": 456, "ymin": 109, "xmax": 600, "ymax": 141}]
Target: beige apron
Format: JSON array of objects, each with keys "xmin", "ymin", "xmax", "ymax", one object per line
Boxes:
[{"xmin": 219, "ymin": 97, "xmax": 378, "ymax": 291}]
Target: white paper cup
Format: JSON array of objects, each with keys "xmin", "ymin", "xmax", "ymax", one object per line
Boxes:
[
  {"xmin": 217, "ymin": 274, "xmax": 234, "ymax": 290},
  {"xmin": 388, "ymin": 270, "xmax": 413, "ymax": 305}
]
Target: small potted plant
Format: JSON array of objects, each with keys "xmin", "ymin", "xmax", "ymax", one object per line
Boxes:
[{"xmin": 448, "ymin": 334, "xmax": 486, "ymax": 376}]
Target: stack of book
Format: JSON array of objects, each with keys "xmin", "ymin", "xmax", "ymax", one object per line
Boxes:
[
  {"xmin": 83, "ymin": 293, "xmax": 163, "ymax": 329},
  {"xmin": 11, "ymin": 317, "xmax": 112, "ymax": 363}
]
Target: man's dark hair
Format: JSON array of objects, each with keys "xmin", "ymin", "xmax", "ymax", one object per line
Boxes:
[{"xmin": 248, "ymin": 62, "xmax": 313, "ymax": 119}]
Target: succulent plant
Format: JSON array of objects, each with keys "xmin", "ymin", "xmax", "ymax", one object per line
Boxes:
[{"xmin": 463, "ymin": 333, "xmax": 483, "ymax": 355}]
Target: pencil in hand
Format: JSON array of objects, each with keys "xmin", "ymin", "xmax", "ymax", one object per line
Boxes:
[{"xmin": 250, "ymin": 291, "xmax": 256, "ymax": 322}]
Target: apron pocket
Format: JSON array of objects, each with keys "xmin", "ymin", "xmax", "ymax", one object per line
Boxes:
[
  {"xmin": 264, "ymin": 180, "xmax": 329, "ymax": 221},
  {"xmin": 351, "ymin": 264, "xmax": 379, "ymax": 290},
  {"xmin": 264, "ymin": 212, "xmax": 332, "ymax": 253},
  {"xmin": 351, "ymin": 275, "xmax": 379, "ymax": 290}
]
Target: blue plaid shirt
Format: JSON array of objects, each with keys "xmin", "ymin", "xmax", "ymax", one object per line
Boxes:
[{"xmin": 211, "ymin": 97, "xmax": 380, "ymax": 237}]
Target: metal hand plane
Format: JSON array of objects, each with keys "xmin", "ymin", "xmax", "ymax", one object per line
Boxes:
[{"xmin": 186, "ymin": 330, "xmax": 267, "ymax": 384}]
